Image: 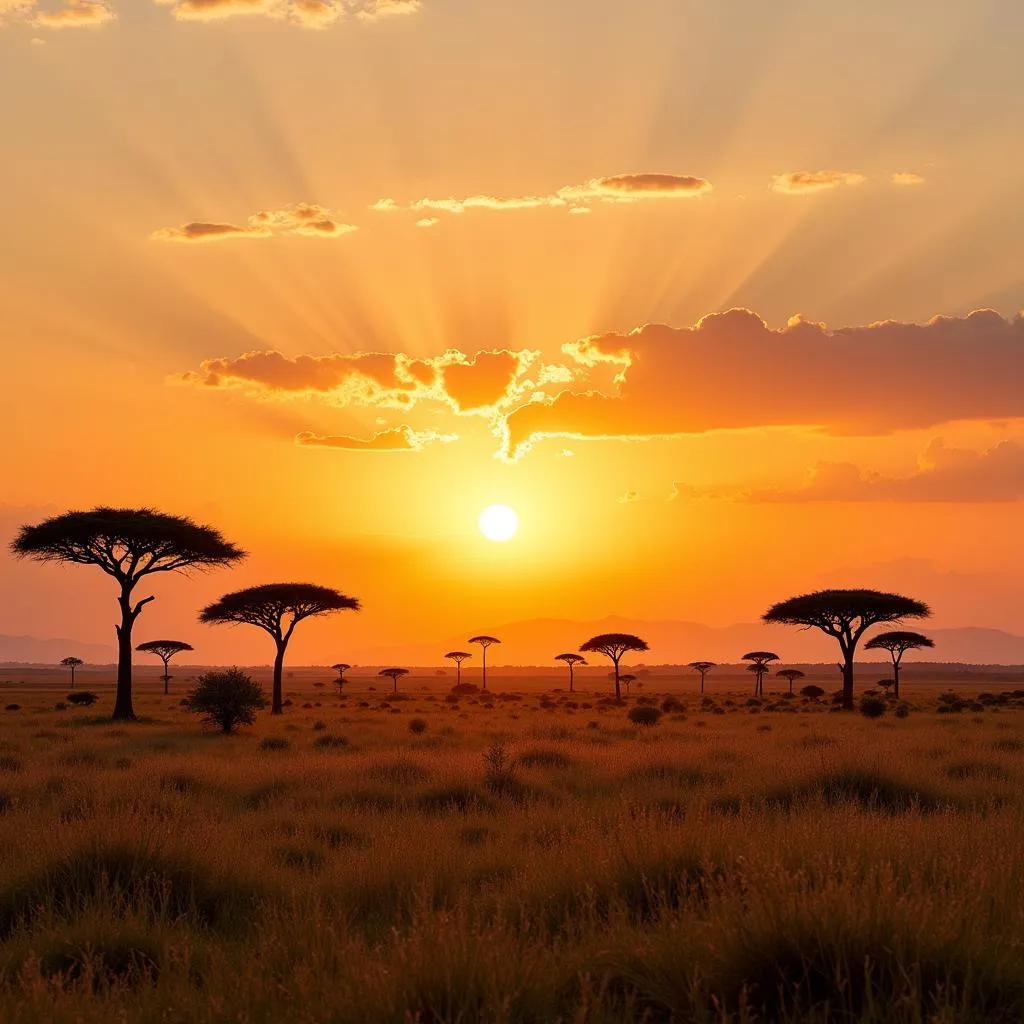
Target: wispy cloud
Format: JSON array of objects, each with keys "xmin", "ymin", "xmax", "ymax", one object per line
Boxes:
[
  {"xmin": 33, "ymin": 0, "xmax": 114, "ymax": 26},
  {"xmin": 152, "ymin": 203, "xmax": 357, "ymax": 242},
  {"xmin": 891, "ymin": 171, "xmax": 925, "ymax": 186},
  {"xmin": 295, "ymin": 426, "xmax": 456, "ymax": 452},
  {"xmin": 771, "ymin": 170, "xmax": 866, "ymax": 194},
  {"xmin": 153, "ymin": 0, "xmax": 419, "ymax": 26},
  {"xmin": 373, "ymin": 172, "xmax": 713, "ymax": 217}
]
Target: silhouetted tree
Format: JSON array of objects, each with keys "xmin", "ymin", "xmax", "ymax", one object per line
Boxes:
[
  {"xmin": 620, "ymin": 673, "xmax": 637, "ymax": 696},
  {"xmin": 468, "ymin": 635, "xmax": 501, "ymax": 690},
  {"xmin": 11, "ymin": 508, "xmax": 245, "ymax": 721},
  {"xmin": 580, "ymin": 633, "xmax": 649, "ymax": 701},
  {"xmin": 60, "ymin": 656, "xmax": 83, "ymax": 689},
  {"xmin": 444, "ymin": 651, "xmax": 472, "ymax": 687},
  {"xmin": 199, "ymin": 584, "xmax": 359, "ymax": 715},
  {"xmin": 184, "ymin": 668, "xmax": 267, "ymax": 734},
  {"xmin": 742, "ymin": 651, "xmax": 779, "ymax": 697},
  {"xmin": 331, "ymin": 663, "xmax": 351, "ymax": 695},
  {"xmin": 379, "ymin": 667, "xmax": 408, "ymax": 694},
  {"xmin": 864, "ymin": 630, "xmax": 935, "ymax": 700},
  {"xmin": 776, "ymin": 668, "xmax": 805, "ymax": 694},
  {"xmin": 763, "ymin": 590, "xmax": 931, "ymax": 711},
  {"xmin": 688, "ymin": 660, "xmax": 716, "ymax": 694},
  {"xmin": 555, "ymin": 653, "xmax": 586, "ymax": 693},
  {"xmin": 136, "ymin": 640, "xmax": 193, "ymax": 695}
]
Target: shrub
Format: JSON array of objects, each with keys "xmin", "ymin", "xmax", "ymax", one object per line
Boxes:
[
  {"xmin": 4, "ymin": 705, "xmax": 19, "ymax": 712},
  {"xmin": 312, "ymin": 719, "xmax": 327, "ymax": 731},
  {"xmin": 183, "ymin": 668, "xmax": 267, "ymax": 734},
  {"xmin": 66, "ymin": 692, "xmax": 98, "ymax": 706},
  {"xmin": 54, "ymin": 702, "xmax": 68, "ymax": 711},
  {"xmin": 516, "ymin": 747, "xmax": 571, "ymax": 769},
  {"xmin": 408, "ymin": 717, "xmax": 428, "ymax": 735},
  {"xmin": 483, "ymin": 742, "xmax": 518, "ymax": 795},
  {"xmin": 859, "ymin": 694, "xmax": 887, "ymax": 718},
  {"xmin": 451, "ymin": 682, "xmax": 480, "ymax": 696},
  {"xmin": 894, "ymin": 702, "xmax": 911, "ymax": 718},
  {"xmin": 628, "ymin": 706, "xmax": 663, "ymax": 727},
  {"xmin": 259, "ymin": 736, "xmax": 290, "ymax": 752},
  {"xmin": 660, "ymin": 696, "xmax": 684, "ymax": 713},
  {"xmin": 312, "ymin": 734, "xmax": 348, "ymax": 750}
]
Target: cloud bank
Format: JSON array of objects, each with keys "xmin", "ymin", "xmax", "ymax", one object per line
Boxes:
[{"xmin": 152, "ymin": 203, "xmax": 357, "ymax": 242}]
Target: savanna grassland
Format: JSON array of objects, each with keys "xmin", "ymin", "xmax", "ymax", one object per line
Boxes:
[{"xmin": 0, "ymin": 671, "xmax": 1022, "ymax": 1024}]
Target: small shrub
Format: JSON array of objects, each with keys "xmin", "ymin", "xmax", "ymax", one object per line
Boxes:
[
  {"xmin": 53, "ymin": 702, "xmax": 68, "ymax": 711},
  {"xmin": 312, "ymin": 720, "xmax": 327, "ymax": 731},
  {"xmin": 0, "ymin": 756, "xmax": 22, "ymax": 773},
  {"xmin": 259, "ymin": 736, "xmax": 290, "ymax": 752},
  {"xmin": 859, "ymin": 694, "xmax": 886, "ymax": 718},
  {"xmin": 516, "ymin": 747, "xmax": 572, "ymax": 770},
  {"xmin": 4, "ymin": 705, "xmax": 19, "ymax": 712},
  {"xmin": 312, "ymin": 734, "xmax": 349, "ymax": 750},
  {"xmin": 628, "ymin": 706, "xmax": 663, "ymax": 727},
  {"xmin": 184, "ymin": 669, "xmax": 267, "ymax": 734},
  {"xmin": 894, "ymin": 702, "xmax": 911, "ymax": 718},
  {"xmin": 408, "ymin": 717, "xmax": 428, "ymax": 735},
  {"xmin": 661, "ymin": 696, "xmax": 684, "ymax": 713},
  {"xmin": 66, "ymin": 692, "xmax": 99, "ymax": 706},
  {"xmin": 483, "ymin": 742, "xmax": 518, "ymax": 795}
]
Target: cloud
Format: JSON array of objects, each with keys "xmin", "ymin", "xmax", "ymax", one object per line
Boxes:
[
  {"xmin": 771, "ymin": 170, "xmax": 866, "ymax": 194},
  {"xmin": 892, "ymin": 171, "xmax": 925, "ymax": 186},
  {"xmin": 182, "ymin": 346, "xmax": 535, "ymax": 417},
  {"xmin": 295, "ymin": 426, "xmax": 456, "ymax": 452},
  {"xmin": 501, "ymin": 308, "xmax": 1024, "ymax": 457},
  {"xmin": 33, "ymin": 0, "xmax": 114, "ymax": 26},
  {"xmin": 618, "ymin": 490, "xmax": 639, "ymax": 504},
  {"xmin": 441, "ymin": 350, "xmax": 532, "ymax": 413},
  {"xmin": 154, "ymin": 0, "xmax": 418, "ymax": 25},
  {"xmin": 373, "ymin": 171, "xmax": 712, "ymax": 217},
  {"xmin": 152, "ymin": 203, "xmax": 356, "ymax": 242},
  {"xmin": 746, "ymin": 439, "xmax": 1024, "ymax": 504},
  {"xmin": 415, "ymin": 217, "xmax": 438, "ymax": 228}
]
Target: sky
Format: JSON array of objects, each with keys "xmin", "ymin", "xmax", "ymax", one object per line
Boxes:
[{"xmin": 2, "ymin": 0, "xmax": 1023, "ymax": 665}]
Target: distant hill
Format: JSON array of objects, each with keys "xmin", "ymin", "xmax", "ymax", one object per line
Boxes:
[
  {"xmin": 350, "ymin": 616, "xmax": 1024, "ymax": 667},
  {"xmin": 0, "ymin": 634, "xmax": 115, "ymax": 665}
]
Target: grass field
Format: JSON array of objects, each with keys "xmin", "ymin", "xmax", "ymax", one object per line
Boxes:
[{"xmin": 0, "ymin": 669, "xmax": 1022, "ymax": 1023}]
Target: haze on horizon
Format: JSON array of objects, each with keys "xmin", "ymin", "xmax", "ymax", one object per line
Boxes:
[{"xmin": 2, "ymin": 0, "xmax": 1024, "ymax": 665}]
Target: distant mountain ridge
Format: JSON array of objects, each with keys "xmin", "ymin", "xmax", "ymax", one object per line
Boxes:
[{"xmin": 4, "ymin": 620, "xmax": 1024, "ymax": 668}]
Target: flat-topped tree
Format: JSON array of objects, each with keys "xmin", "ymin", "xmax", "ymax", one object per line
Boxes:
[
  {"xmin": 60, "ymin": 656, "xmax": 83, "ymax": 689},
  {"xmin": 864, "ymin": 630, "xmax": 935, "ymax": 699},
  {"xmin": 620, "ymin": 673, "xmax": 637, "ymax": 696},
  {"xmin": 555, "ymin": 653, "xmax": 586, "ymax": 693},
  {"xmin": 136, "ymin": 640, "xmax": 193, "ymax": 695},
  {"xmin": 468, "ymin": 636, "xmax": 501, "ymax": 690},
  {"xmin": 776, "ymin": 668, "xmax": 805, "ymax": 695},
  {"xmin": 444, "ymin": 651, "xmax": 472, "ymax": 687},
  {"xmin": 764, "ymin": 590, "xmax": 931, "ymax": 711},
  {"xmin": 742, "ymin": 651, "xmax": 779, "ymax": 697},
  {"xmin": 379, "ymin": 667, "xmax": 408, "ymax": 694},
  {"xmin": 580, "ymin": 633, "xmax": 649, "ymax": 701},
  {"xmin": 331, "ymin": 663, "xmax": 351, "ymax": 695},
  {"xmin": 688, "ymin": 661, "xmax": 716, "ymax": 694},
  {"xmin": 11, "ymin": 507, "xmax": 245, "ymax": 721},
  {"xmin": 200, "ymin": 584, "xmax": 360, "ymax": 715}
]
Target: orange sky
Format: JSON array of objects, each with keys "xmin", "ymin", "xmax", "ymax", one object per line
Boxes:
[{"xmin": 2, "ymin": 0, "xmax": 1024, "ymax": 664}]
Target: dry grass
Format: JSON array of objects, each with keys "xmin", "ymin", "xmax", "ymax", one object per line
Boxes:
[{"xmin": 0, "ymin": 673, "xmax": 1021, "ymax": 1022}]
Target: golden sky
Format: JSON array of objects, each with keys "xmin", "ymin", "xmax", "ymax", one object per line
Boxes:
[{"xmin": 2, "ymin": 0, "xmax": 1024, "ymax": 663}]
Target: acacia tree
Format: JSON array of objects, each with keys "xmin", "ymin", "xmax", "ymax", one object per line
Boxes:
[
  {"xmin": 11, "ymin": 508, "xmax": 245, "ymax": 721},
  {"xmin": 379, "ymin": 667, "xmax": 408, "ymax": 694},
  {"xmin": 864, "ymin": 630, "xmax": 935, "ymax": 699},
  {"xmin": 60, "ymin": 656, "xmax": 83, "ymax": 689},
  {"xmin": 444, "ymin": 651, "xmax": 472, "ymax": 687},
  {"xmin": 620, "ymin": 673, "xmax": 637, "ymax": 696},
  {"xmin": 742, "ymin": 651, "xmax": 779, "ymax": 697},
  {"xmin": 136, "ymin": 640, "xmax": 194, "ymax": 695},
  {"xmin": 688, "ymin": 660, "xmax": 716, "ymax": 694},
  {"xmin": 200, "ymin": 584, "xmax": 360, "ymax": 715},
  {"xmin": 776, "ymin": 668, "xmax": 806, "ymax": 695},
  {"xmin": 764, "ymin": 590, "xmax": 931, "ymax": 711},
  {"xmin": 331, "ymin": 663, "xmax": 351, "ymax": 695},
  {"xmin": 555, "ymin": 653, "xmax": 586, "ymax": 693},
  {"xmin": 580, "ymin": 633, "xmax": 649, "ymax": 701},
  {"xmin": 468, "ymin": 635, "xmax": 501, "ymax": 691}
]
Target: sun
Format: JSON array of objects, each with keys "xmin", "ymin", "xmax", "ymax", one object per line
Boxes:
[{"xmin": 479, "ymin": 504, "xmax": 519, "ymax": 542}]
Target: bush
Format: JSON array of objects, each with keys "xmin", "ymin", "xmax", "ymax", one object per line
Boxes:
[
  {"xmin": 312, "ymin": 734, "xmax": 348, "ymax": 750},
  {"xmin": 628, "ymin": 706, "xmax": 663, "ymax": 727},
  {"xmin": 894, "ymin": 702, "xmax": 911, "ymax": 718},
  {"xmin": 451, "ymin": 682, "xmax": 480, "ymax": 696},
  {"xmin": 66, "ymin": 692, "xmax": 99, "ymax": 707},
  {"xmin": 661, "ymin": 696, "xmax": 684, "ymax": 713},
  {"xmin": 183, "ymin": 668, "xmax": 267, "ymax": 734},
  {"xmin": 859, "ymin": 694, "xmax": 887, "ymax": 718},
  {"xmin": 258, "ymin": 736, "xmax": 290, "ymax": 752},
  {"xmin": 408, "ymin": 717, "xmax": 428, "ymax": 735}
]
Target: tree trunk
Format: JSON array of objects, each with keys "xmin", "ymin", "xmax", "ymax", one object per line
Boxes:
[
  {"xmin": 456, "ymin": 662, "xmax": 461, "ymax": 687},
  {"xmin": 842, "ymin": 653, "xmax": 855, "ymax": 711},
  {"xmin": 569, "ymin": 665, "xmax": 574, "ymax": 693},
  {"xmin": 70, "ymin": 666, "xmax": 76, "ymax": 689},
  {"xmin": 700, "ymin": 672, "xmax": 704, "ymax": 695},
  {"xmin": 481, "ymin": 648, "xmax": 487, "ymax": 691},
  {"xmin": 112, "ymin": 593, "xmax": 136, "ymax": 722},
  {"xmin": 162, "ymin": 659, "xmax": 170, "ymax": 696},
  {"xmin": 393, "ymin": 676, "xmax": 397, "ymax": 694},
  {"xmin": 613, "ymin": 658, "xmax": 621, "ymax": 701},
  {"xmin": 893, "ymin": 660, "xmax": 901, "ymax": 700},
  {"xmin": 272, "ymin": 643, "xmax": 285, "ymax": 715}
]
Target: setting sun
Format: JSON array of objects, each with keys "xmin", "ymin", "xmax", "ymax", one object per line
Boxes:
[{"xmin": 478, "ymin": 504, "xmax": 519, "ymax": 543}]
